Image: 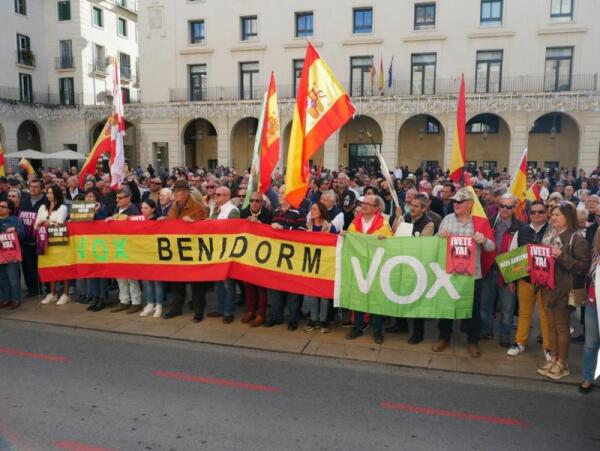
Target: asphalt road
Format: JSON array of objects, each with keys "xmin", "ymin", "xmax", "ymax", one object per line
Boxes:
[{"xmin": 0, "ymin": 319, "xmax": 598, "ymax": 451}]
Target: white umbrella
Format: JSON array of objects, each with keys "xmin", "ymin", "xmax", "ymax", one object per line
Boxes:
[
  {"xmin": 45, "ymin": 150, "xmax": 87, "ymax": 160},
  {"xmin": 4, "ymin": 149, "xmax": 45, "ymax": 159}
]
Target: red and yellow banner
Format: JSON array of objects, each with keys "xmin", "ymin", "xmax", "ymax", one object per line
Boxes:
[
  {"xmin": 258, "ymin": 72, "xmax": 280, "ymax": 193},
  {"xmin": 449, "ymin": 75, "xmax": 466, "ymax": 184},
  {"xmin": 38, "ymin": 220, "xmax": 338, "ymax": 298}
]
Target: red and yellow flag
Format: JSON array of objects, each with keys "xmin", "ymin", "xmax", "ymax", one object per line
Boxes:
[
  {"xmin": 526, "ymin": 182, "xmax": 542, "ymax": 202},
  {"xmin": 509, "ymin": 148, "xmax": 529, "ymax": 221},
  {"xmin": 449, "ymin": 75, "xmax": 466, "ymax": 183},
  {"xmin": 0, "ymin": 142, "xmax": 5, "ymax": 177},
  {"xmin": 19, "ymin": 158, "xmax": 35, "ymax": 178},
  {"xmin": 258, "ymin": 72, "xmax": 280, "ymax": 193},
  {"xmin": 285, "ymin": 43, "xmax": 355, "ymax": 207},
  {"xmin": 79, "ymin": 119, "xmax": 112, "ymax": 188},
  {"xmin": 466, "ymin": 184, "xmax": 495, "ymax": 276}
]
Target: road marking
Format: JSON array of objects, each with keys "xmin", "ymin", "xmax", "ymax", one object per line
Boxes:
[
  {"xmin": 54, "ymin": 440, "xmax": 115, "ymax": 451},
  {"xmin": 380, "ymin": 401, "xmax": 530, "ymax": 428},
  {"xmin": 154, "ymin": 370, "xmax": 279, "ymax": 393},
  {"xmin": 0, "ymin": 347, "xmax": 68, "ymax": 363}
]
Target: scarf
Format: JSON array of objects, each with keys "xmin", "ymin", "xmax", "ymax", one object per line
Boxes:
[{"xmin": 352, "ymin": 212, "xmax": 384, "ymax": 234}]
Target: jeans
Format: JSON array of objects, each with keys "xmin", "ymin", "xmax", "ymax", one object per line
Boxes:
[
  {"xmin": 116, "ymin": 278, "xmax": 142, "ymax": 305},
  {"xmin": 439, "ymin": 278, "xmax": 483, "ymax": 344},
  {"xmin": 85, "ymin": 278, "xmax": 108, "ymax": 299},
  {"xmin": 305, "ymin": 296, "xmax": 330, "ymax": 323},
  {"xmin": 268, "ymin": 289, "xmax": 300, "ymax": 323},
  {"xmin": 354, "ymin": 311, "xmax": 384, "ymax": 333},
  {"xmin": 582, "ymin": 303, "xmax": 600, "ymax": 382},
  {"xmin": 142, "ymin": 280, "xmax": 166, "ymax": 305},
  {"xmin": 480, "ymin": 268, "xmax": 516, "ymax": 340},
  {"xmin": 0, "ymin": 262, "xmax": 21, "ymax": 303},
  {"xmin": 216, "ymin": 279, "xmax": 236, "ymax": 317}
]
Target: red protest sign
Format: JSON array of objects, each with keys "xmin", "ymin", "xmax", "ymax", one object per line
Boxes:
[
  {"xmin": 0, "ymin": 231, "xmax": 22, "ymax": 264},
  {"xmin": 446, "ymin": 235, "xmax": 476, "ymax": 275},
  {"xmin": 527, "ymin": 244, "xmax": 555, "ymax": 289}
]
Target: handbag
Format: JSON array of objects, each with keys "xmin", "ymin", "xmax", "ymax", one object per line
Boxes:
[{"xmin": 567, "ymin": 233, "xmax": 587, "ymax": 308}]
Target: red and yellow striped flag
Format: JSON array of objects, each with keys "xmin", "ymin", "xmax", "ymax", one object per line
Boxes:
[
  {"xmin": 509, "ymin": 148, "xmax": 529, "ymax": 221},
  {"xmin": 79, "ymin": 119, "xmax": 112, "ymax": 188},
  {"xmin": 526, "ymin": 182, "xmax": 542, "ymax": 202},
  {"xmin": 258, "ymin": 72, "xmax": 280, "ymax": 193},
  {"xmin": 465, "ymin": 184, "xmax": 496, "ymax": 276},
  {"xmin": 0, "ymin": 142, "xmax": 5, "ymax": 177},
  {"xmin": 19, "ymin": 158, "xmax": 35, "ymax": 178},
  {"xmin": 449, "ymin": 75, "xmax": 466, "ymax": 183},
  {"xmin": 285, "ymin": 43, "xmax": 355, "ymax": 207}
]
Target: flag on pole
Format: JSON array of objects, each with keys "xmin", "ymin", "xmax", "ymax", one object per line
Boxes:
[
  {"xmin": 79, "ymin": 119, "xmax": 112, "ymax": 188},
  {"xmin": 19, "ymin": 158, "xmax": 35, "ymax": 178},
  {"xmin": 243, "ymin": 91, "xmax": 268, "ymax": 210},
  {"xmin": 509, "ymin": 148, "xmax": 529, "ymax": 221},
  {"xmin": 449, "ymin": 75, "xmax": 466, "ymax": 183},
  {"xmin": 465, "ymin": 184, "xmax": 496, "ymax": 276},
  {"xmin": 258, "ymin": 72, "xmax": 280, "ymax": 194},
  {"xmin": 284, "ymin": 43, "xmax": 356, "ymax": 207},
  {"xmin": 109, "ymin": 58, "xmax": 126, "ymax": 190},
  {"xmin": 378, "ymin": 57, "xmax": 385, "ymax": 95},
  {"xmin": 526, "ymin": 182, "xmax": 542, "ymax": 202},
  {"xmin": 0, "ymin": 142, "xmax": 5, "ymax": 177},
  {"xmin": 387, "ymin": 56, "xmax": 394, "ymax": 89},
  {"xmin": 374, "ymin": 149, "xmax": 400, "ymax": 209}
]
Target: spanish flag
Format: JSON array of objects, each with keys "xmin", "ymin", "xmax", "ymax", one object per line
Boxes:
[
  {"xmin": 78, "ymin": 118, "xmax": 112, "ymax": 188},
  {"xmin": 19, "ymin": 158, "xmax": 35, "ymax": 178},
  {"xmin": 526, "ymin": 182, "xmax": 542, "ymax": 202},
  {"xmin": 0, "ymin": 142, "xmax": 5, "ymax": 177},
  {"xmin": 258, "ymin": 72, "xmax": 280, "ymax": 193},
  {"xmin": 285, "ymin": 43, "xmax": 355, "ymax": 207},
  {"xmin": 449, "ymin": 75, "xmax": 466, "ymax": 183},
  {"xmin": 465, "ymin": 183, "xmax": 495, "ymax": 276},
  {"xmin": 509, "ymin": 148, "xmax": 529, "ymax": 221}
]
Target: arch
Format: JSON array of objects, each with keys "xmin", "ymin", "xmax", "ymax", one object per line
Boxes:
[
  {"xmin": 465, "ymin": 113, "xmax": 511, "ymax": 175},
  {"xmin": 281, "ymin": 120, "xmax": 293, "ymax": 170},
  {"xmin": 338, "ymin": 114, "xmax": 383, "ymax": 171},
  {"xmin": 230, "ymin": 117, "xmax": 259, "ymax": 172},
  {"xmin": 527, "ymin": 112, "xmax": 580, "ymax": 171},
  {"xmin": 17, "ymin": 120, "xmax": 43, "ymax": 170},
  {"xmin": 182, "ymin": 118, "xmax": 218, "ymax": 170},
  {"xmin": 397, "ymin": 114, "xmax": 445, "ymax": 173},
  {"xmin": 0, "ymin": 122, "xmax": 6, "ymax": 150}
]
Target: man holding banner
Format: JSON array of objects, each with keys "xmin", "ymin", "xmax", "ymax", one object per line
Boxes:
[{"xmin": 436, "ymin": 188, "xmax": 496, "ymax": 358}]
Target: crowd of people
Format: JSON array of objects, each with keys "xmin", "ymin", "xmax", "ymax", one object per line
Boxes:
[{"xmin": 0, "ymin": 161, "xmax": 599, "ymax": 392}]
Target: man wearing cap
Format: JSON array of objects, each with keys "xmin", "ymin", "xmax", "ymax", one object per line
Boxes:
[
  {"xmin": 436, "ymin": 187, "xmax": 496, "ymax": 358},
  {"xmin": 142, "ymin": 177, "xmax": 162, "ymax": 204},
  {"xmin": 164, "ymin": 180, "xmax": 209, "ymax": 322}
]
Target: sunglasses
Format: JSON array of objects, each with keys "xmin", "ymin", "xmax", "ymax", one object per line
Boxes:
[
  {"xmin": 530, "ymin": 210, "xmax": 546, "ymax": 215},
  {"xmin": 215, "ymin": 193, "xmax": 226, "ymax": 197},
  {"xmin": 452, "ymin": 199, "xmax": 466, "ymax": 205},
  {"xmin": 0, "ymin": 205, "xmax": 8, "ymax": 209},
  {"xmin": 499, "ymin": 205, "xmax": 515, "ymax": 210},
  {"xmin": 249, "ymin": 199, "xmax": 261, "ymax": 203},
  {"xmin": 360, "ymin": 201, "xmax": 377, "ymax": 207}
]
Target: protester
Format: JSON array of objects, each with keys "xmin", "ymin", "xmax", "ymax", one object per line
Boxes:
[
  {"xmin": 579, "ymin": 228, "xmax": 599, "ymax": 393},
  {"xmin": 0, "ymin": 199, "xmax": 25, "ymax": 309},
  {"xmin": 20, "ymin": 178, "xmax": 46, "ymax": 297}
]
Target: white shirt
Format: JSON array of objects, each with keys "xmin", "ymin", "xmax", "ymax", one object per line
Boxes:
[{"xmin": 34, "ymin": 204, "xmax": 68, "ymax": 227}]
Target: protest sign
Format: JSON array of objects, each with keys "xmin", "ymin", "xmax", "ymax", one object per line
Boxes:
[
  {"xmin": 527, "ymin": 244, "xmax": 555, "ymax": 289},
  {"xmin": 19, "ymin": 211, "xmax": 37, "ymax": 240},
  {"xmin": 446, "ymin": 236, "xmax": 475, "ymax": 275},
  {"xmin": 47, "ymin": 225, "xmax": 69, "ymax": 246},
  {"xmin": 334, "ymin": 234, "xmax": 474, "ymax": 319},
  {"xmin": 70, "ymin": 201, "xmax": 96, "ymax": 221},
  {"xmin": 0, "ymin": 232, "xmax": 22, "ymax": 263},
  {"xmin": 496, "ymin": 245, "xmax": 529, "ymax": 283}
]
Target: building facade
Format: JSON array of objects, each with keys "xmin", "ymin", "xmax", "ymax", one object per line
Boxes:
[
  {"xmin": 137, "ymin": 0, "xmax": 600, "ymax": 174},
  {"xmin": 0, "ymin": 0, "xmax": 139, "ymax": 168}
]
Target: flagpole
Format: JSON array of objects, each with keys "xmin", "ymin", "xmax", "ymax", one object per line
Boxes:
[{"xmin": 243, "ymin": 91, "xmax": 268, "ymax": 209}]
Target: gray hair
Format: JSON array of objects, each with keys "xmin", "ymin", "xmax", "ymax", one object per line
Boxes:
[
  {"xmin": 321, "ymin": 190, "xmax": 337, "ymax": 203},
  {"xmin": 412, "ymin": 193, "xmax": 429, "ymax": 208},
  {"xmin": 8, "ymin": 188, "xmax": 21, "ymax": 199},
  {"xmin": 373, "ymin": 195, "xmax": 385, "ymax": 211},
  {"xmin": 499, "ymin": 193, "xmax": 517, "ymax": 205}
]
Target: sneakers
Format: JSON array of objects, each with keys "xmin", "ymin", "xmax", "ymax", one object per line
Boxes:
[
  {"xmin": 153, "ymin": 304, "xmax": 163, "ymax": 318},
  {"xmin": 304, "ymin": 320, "xmax": 316, "ymax": 332},
  {"xmin": 320, "ymin": 325, "xmax": 330, "ymax": 334},
  {"xmin": 545, "ymin": 362, "xmax": 570, "ymax": 380},
  {"xmin": 140, "ymin": 304, "xmax": 155, "ymax": 317},
  {"xmin": 537, "ymin": 360, "xmax": 555, "ymax": 376},
  {"xmin": 56, "ymin": 294, "xmax": 71, "ymax": 305},
  {"xmin": 507, "ymin": 343, "xmax": 525, "ymax": 357},
  {"xmin": 41, "ymin": 293, "xmax": 57, "ymax": 304}
]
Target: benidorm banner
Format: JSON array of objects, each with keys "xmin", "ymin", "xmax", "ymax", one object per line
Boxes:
[
  {"xmin": 38, "ymin": 220, "xmax": 338, "ymax": 298},
  {"xmin": 334, "ymin": 234, "xmax": 474, "ymax": 319}
]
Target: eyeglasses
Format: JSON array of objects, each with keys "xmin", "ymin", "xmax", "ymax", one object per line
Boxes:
[
  {"xmin": 452, "ymin": 199, "xmax": 466, "ymax": 205},
  {"xmin": 0, "ymin": 205, "xmax": 8, "ymax": 209},
  {"xmin": 215, "ymin": 193, "xmax": 226, "ymax": 197},
  {"xmin": 249, "ymin": 199, "xmax": 261, "ymax": 203},
  {"xmin": 530, "ymin": 210, "xmax": 546, "ymax": 215},
  {"xmin": 116, "ymin": 196, "xmax": 128, "ymax": 200},
  {"xmin": 499, "ymin": 205, "xmax": 515, "ymax": 210},
  {"xmin": 207, "ymin": 185, "xmax": 217, "ymax": 189},
  {"xmin": 360, "ymin": 201, "xmax": 377, "ymax": 207}
]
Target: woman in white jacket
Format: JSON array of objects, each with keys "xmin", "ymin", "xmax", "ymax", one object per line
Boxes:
[{"xmin": 35, "ymin": 185, "xmax": 70, "ymax": 305}]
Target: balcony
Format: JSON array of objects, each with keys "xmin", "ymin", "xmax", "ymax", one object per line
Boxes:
[
  {"xmin": 120, "ymin": 65, "xmax": 132, "ymax": 80},
  {"xmin": 169, "ymin": 74, "xmax": 598, "ymax": 102},
  {"xmin": 0, "ymin": 85, "xmax": 82, "ymax": 106},
  {"xmin": 90, "ymin": 59, "xmax": 108, "ymax": 75},
  {"xmin": 55, "ymin": 55, "xmax": 74, "ymax": 70},
  {"xmin": 16, "ymin": 50, "xmax": 36, "ymax": 68},
  {"xmin": 115, "ymin": 0, "xmax": 137, "ymax": 13}
]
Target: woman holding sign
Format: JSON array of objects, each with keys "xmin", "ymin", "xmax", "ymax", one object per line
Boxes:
[
  {"xmin": 35, "ymin": 185, "xmax": 70, "ymax": 306},
  {"xmin": 0, "ymin": 199, "xmax": 25, "ymax": 309},
  {"xmin": 539, "ymin": 202, "xmax": 591, "ymax": 380}
]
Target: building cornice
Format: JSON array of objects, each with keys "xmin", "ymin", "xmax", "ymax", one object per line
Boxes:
[
  {"xmin": 402, "ymin": 34, "xmax": 447, "ymax": 43},
  {"xmin": 341, "ymin": 37, "xmax": 384, "ymax": 46},
  {"xmin": 229, "ymin": 44, "xmax": 267, "ymax": 52},
  {"xmin": 537, "ymin": 27, "xmax": 588, "ymax": 35},
  {"xmin": 283, "ymin": 41, "xmax": 323, "ymax": 49},
  {"xmin": 180, "ymin": 47, "xmax": 215, "ymax": 55},
  {"xmin": 466, "ymin": 30, "xmax": 515, "ymax": 39}
]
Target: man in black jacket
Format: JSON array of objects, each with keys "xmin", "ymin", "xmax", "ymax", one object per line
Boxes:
[{"xmin": 20, "ymin": 178, "xmax": 47, "ymax": 297}]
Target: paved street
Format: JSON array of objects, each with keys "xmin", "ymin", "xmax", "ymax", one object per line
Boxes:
[{"xmin": 0, "ymin": 320, "xmax": 598, "ymax": 451}]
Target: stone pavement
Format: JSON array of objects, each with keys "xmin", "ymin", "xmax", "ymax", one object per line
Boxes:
[{"xmin": 0, "ymin": 292, "xmax": 585, "ymax": 385}]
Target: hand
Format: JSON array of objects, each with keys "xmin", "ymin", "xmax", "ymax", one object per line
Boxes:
[
  {"xmin": 377, "ymin": 235, "xmax": 387, "ymax": 240},
  {"xmin": 156, "ymin": 216, "xmax": 167, "ymax": 221},
  {"xmin": 473, "ymin": 232, "xmax": 486, "ymax": 244},
  {"xmin": 339, "ymin": 231, "xmax": 347, "ymax": 237},
  {"xmin": 182, "ymin": 216, "xmax": 195, "ymax": 223},
  {"xmin": 247, "ymin": 216, "xmax": 258, "ymax": 223},
  {"xmin": 5, "ymin": 227, "xmax": 15, "ymax": 233},
  {"xmin": 437, "ymin": 230, "xmax": 449, "ymax": 238},
  {"xmin": 271, "ymin": 223, "xmax": 284, "ymax": 230},
  {"xmin": 395, "ymin": 206, "xmax": 402, "ymax": 219},
  {"xmin": 551, "ymin": 247, "xmax": 562, "ymax": 258},
  {"xmin": 104, "ymin": 217, "xmax": 113, "ymax": 223}
]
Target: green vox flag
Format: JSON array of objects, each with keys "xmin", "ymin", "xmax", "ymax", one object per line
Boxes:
[
  {"xmin": 334, "ymin": 234, "xmax": 474, "ymax": 319},
  {"xmin": 495, "ymin": 245, "xmax": 529, "ymax": 283}
]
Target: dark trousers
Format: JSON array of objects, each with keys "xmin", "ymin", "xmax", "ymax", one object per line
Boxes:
[
  {"xmin": 438, "ymin": 278, "xmax": 483, "ymax": 344},
  {"xmin": 21, "ymin": 244, "xmax": 40, "ymax": 295},
  {"xmin": 170, "ymin": 282, "xmax": 207, "ymax": 315},
  {"xmin": 396, "ymin": 318, "xmax": 425, "ymax": 337}
]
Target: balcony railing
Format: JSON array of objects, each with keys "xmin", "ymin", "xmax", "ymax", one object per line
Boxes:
[
  {"xmin": 16, "ymin": 50, "xmax": 36, "ymax": 67},
  {"xmin": 120, "ymin": 65, "xmax": 132, "ymax": 80},
  {"xmin": 55, "ymin": 55, "xmax": 74, "ymax": 70},
  {"xmin": 90, "ymin": 59, "xmax": 108, "ymax": 74},
  {"xmin": 0, "ymin": 86, "xmax": 82, "ymax": 106},
  {"xmin": 169, "ymin": 74, "xmax": 598, "ymax": 102}
]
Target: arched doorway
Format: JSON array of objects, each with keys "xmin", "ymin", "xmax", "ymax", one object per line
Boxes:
[
  {"xmin": 465, "ymin": 113, "xmax": 510, "ymax": 175},
  {"xmin": 527, "ymin": 112, "xmax": 579, "ymax": 171},
  {"xmin": 182, "ymin": 118, "xmax": 218, "ymax": 170},
  {"xmin": 17, "ymin": 120, "xmax": 42, "ymax": 170},
  {"xmin": 281, "ymin": 120, "xmax": 324, "ymax": 172},
  {"xmin": 338, "ymin": 115, "xmax": 382, "ymax": 171},
  {"xmin": 231, "ymin": 117, "xmax": 258, "ymax": 172},
  {"xmin": 89, "ymin": 120, "xmax": 137, "ymax": 170},
  {"xmin": 397, "ymin": 114, "xmax": 444, "ymax": 173}
]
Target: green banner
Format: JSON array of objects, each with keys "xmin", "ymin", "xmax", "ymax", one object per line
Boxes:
[
  {"xmin": 495, "ymin": 245, "xmax": 529, "ymax": 283},
  {"xmin": 334, "ymin": 234, "xmax": 474, "ymax": 319}
]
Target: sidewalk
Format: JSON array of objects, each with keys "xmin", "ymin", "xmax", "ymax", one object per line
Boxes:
[{"xmin": 0, "ymin": 293, "xmax": 584, "ymax": 385}]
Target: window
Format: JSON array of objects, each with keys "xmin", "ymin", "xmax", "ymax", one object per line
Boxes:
[
  {"xmin": 466, "ymin": 114, "xmax": 499, "ymax": 134},
  {"xmin": 15, "ymin": 0, "xmax": 26, "ymax": 15},
  {"xmin": 414, "ymin": 3, "xmax": 436, "ymax": 29},
  {"xmin": 411, "ymin": 53, "xmax": 436, "ymax": 95},
  {"xmin": 544, "ymin": 161, "xmax": 559, "ymax": 170},
  {"xmin": 92, "ymin": 6, "xmax": 103, "ymax": 28},
  {"xmin": 353, "ymin": 8, "xmax": 373, "ymax": 33},
  {"xmin": 121, "ymin": 87, "xmax": 130, "ymax": 104},
  {"xmin": 117, "ymin": 17, "xmax": 128, "ymax": 37},
  {"xmin": 58, "ymin": 40, "xmax": 73, "ymax": 69},
  {"xmin": 19, "ymin": 73, "xmax": 32, "ymax": 103},
  {"xmin": 59, "ymin": 77, "xmax": 74, "ymax": 105},
  {"xmin": 119, "ymin": 52, "xmax": 131, "ymax": 79},
  {"xmin": 293, "ymin": 59, "xmax": 304, "ymax": 96},
  {"xmin": 16, "ymin": 33, "xmax": 34, "ymax": 66},
  {"xmin": 190, "ymin": 20, "xmax": 205, "ymax": 44},
  {"xmin": 475, "ymin": 50, "xmax": 502, "ymax": 93},
  {"xmin": 58, "ymin": 1, "xmax": 71, "ymax": 20},
  {"xmin": 544, "ymin": 47, "xmax": 573, "ymax": 91},
  {"xmin": 530, "ymin": 113, "xmax": 562, "ymax": 134},
  {"xmin": 480, "ymin": 0, "xmax": 502, "ymax": 24},
  {"xmin": 189, "ymin": 64, "xmax": 207, "ymax": 101},
  {"xmin": 239, "ymin": 61, "xmax": 259, "ymax": 99},
  {"xmin": 482, "ymin": 161, "xmax": 497, "ymax": 173},
  {"xmin": 295, "ymin": 12, "xmax": 313, "ymax": 37},
  {"xmin": 350, "ymin": 56, "xmax": 374, "ymax": 96},
  {"xmin": 551, "ymin": 0, "xmax": 573, "ymax": 19},
  {"xmin": 241, "ymin": 16, "xmax": 257, "ymax": 41},
  {"xmin": 348, "ymin": 143, "xmax": 381, "ymax": 172},
  {"xmin": 426, "ymin": 115, "xmax": 441, "ymax": 134},
  {"xmin": 94, "ymin": 44, "xmax": 106, "ymax": 72}
]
